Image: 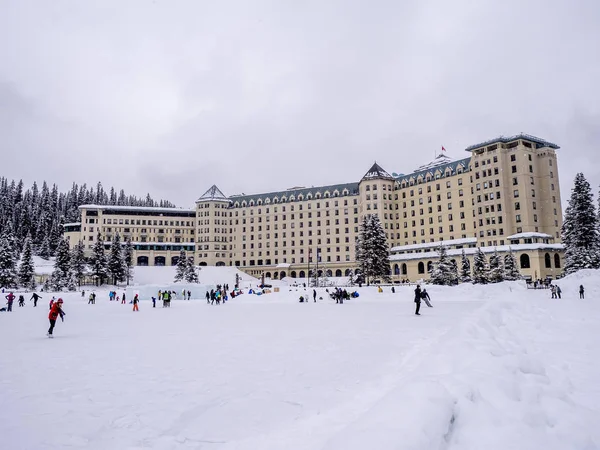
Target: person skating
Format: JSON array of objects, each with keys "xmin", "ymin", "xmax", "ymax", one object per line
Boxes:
[
  {"xmin": 47, "ymin": 298, "xmax": 65, "ymax": 338},
  {"xmin": 49, "ymin": 296, "xmax": 56, "ymax": 310},
  {"xmin": 313, "ymin": 289, "xmax": 317, "ymax": 303},
  {"xmin": 122, "ymin": 293, "xmax": 126, "ymax": 305},
  {"xmin": 550, "ymin": 285, "xmax": 557, "ymax": 299},
  {"xmin": 5, "ymin": 292, "xmax": 15, "ymax": 312},
  {"xmin": 151, "ymin": 296, "xmax": 156, "ymax": 308},
  {"xmin": 205, "ymin": 291, "xmax": 210, "ymax": 304},
  {"xmin": 579, "ymin": 285, "xmax": 585, "ymax": 299},
  {"xmin": 414, "ymin": 285, "xmax": 422, "ymax": 315},
  {"xmin": 421, "ymin": 289, "xmax": 433, "ymax": 307},
  {"xmin": 30, "ymin": 292, "xmax": 41, "ymax": 307},
  {"xmin": 556, "ymin": 285, "xmax": 562, "ymax": 299},
  {"xmin": 88, "ymin": 293, "xmax": 94, "ymax": 305},
  {"xmin": 133, "ymin": 294, "xmax": 139, "ymax": 312},
  {"xmin": 18, "ymin": 295, "xmax": 25, "ymax": 307}
]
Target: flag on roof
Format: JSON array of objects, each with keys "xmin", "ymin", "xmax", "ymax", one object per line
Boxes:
[{"xmin": 441, "ymin": 146, "xmax": 446, "ymax": 152}]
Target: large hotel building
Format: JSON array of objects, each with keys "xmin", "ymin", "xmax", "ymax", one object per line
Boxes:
[{"xmin": 65, "ymin": 134, "xmax": 565, "ymax": 281}]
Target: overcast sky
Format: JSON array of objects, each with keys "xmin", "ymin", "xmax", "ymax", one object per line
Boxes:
[{"xmin": 1, "ymin": 0, "xmax": 599, "ymax": 208}]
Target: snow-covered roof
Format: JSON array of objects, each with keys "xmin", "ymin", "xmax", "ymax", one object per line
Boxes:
[
  {"xmin": 390, "ymin": 237, "xmax": 477, "ymax": 253},
  {"xmin": 507, "ymin": 232, "xmax": 553, "ymax": 240},
  {"xmin": 276, "ymin": 263, "xmax": 291, "ymax": 268},
  {"xmin": 362, "ymin": 162, "xmax": 394, "ymax": 181},
  {"xmin": 389, "ymin": 243, "xmax": 564, "ymax": 262},
  {"xmin": 414, "ymin": 154, "xmax": 455, "ymax": 172},
  {"xmin": 465, "ymin": 133, "xmax": 560, "ymax": 152},
  {"xmin": 63, "ymin": 222, "xmax": 81, "ymax": 227},
  {"xmin": 196, "ymin": 185, "xmax": 230, "ymax": 203},
  {"xmin": 79, "ymin": 204, "xmax": 195, "ymax": 214}
]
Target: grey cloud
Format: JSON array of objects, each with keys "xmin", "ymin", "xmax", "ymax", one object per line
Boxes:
[{"xmin": 0, "ymin": 0, "xmax": 599, "ymax": 208}]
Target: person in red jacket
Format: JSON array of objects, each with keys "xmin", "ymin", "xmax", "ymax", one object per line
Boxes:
[
  {"xmin": 47, "ymin": 298, "xmax": 66, "ymax": 337},
  {"xmin": 5, "ymin": 292, "xmax": 15, "ymax": 312}
]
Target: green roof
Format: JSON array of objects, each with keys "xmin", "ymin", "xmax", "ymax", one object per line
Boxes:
[{"xmin": 229, "ymin": 182, "xmax": 360, "ymax": 206}]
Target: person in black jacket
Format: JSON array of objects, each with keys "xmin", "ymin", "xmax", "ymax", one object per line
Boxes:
[
  {"xmin": 414, "ymin": 285, "xmax": 422, "ymax": 315},
  {"xmin": 30, "ymin": 292, "xmax": 41, "ymax": 307}
]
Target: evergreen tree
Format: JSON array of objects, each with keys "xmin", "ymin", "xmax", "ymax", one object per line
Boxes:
[
  {"xmin": 50, "ymin": 238, "xmax": 72, "ymax": 291},
  {"xmin": 39, "ymin": 235, "xmax": 52, "ymax": 260},
  {"xmin": 503, "ymin": 248, "xmax": 521, "ymax": 281},
  {"xmin": 472, "ymin": 248, "xmax": 489, "ymax": 284},
  {"xmin": 90, "ymin": 231, "xmax": 108, "ymax": 286},
  {"xmin": 18, "ymin": 235, "xmax": 36, "ymax": 290},
  {"xmin": 0, "ymin": 234, "xmax": 17, "ymax": 288},
  {"xmin": 70, "ymin": 240, "xmax": 87, "ymax": 286},
  {"xmin": 562, "ymin": 173, "xmax": 600, "ymax": 274},
  {"xmin": 430, "ymin": 245, "xmax": 458, "ymax": 285},
  {"xmin": 488, "ymin": 249, "xmax": 505, "ymax": 283},
  {"xmin": 355, "ymin": 214, "xmax": 391, "ymax": 284},
  {"xmin": 107, "ymin": 233, "xmax": 126, "ymax": 285},
  {"xmin": 184, "ymin": 257, "xmax": 199, "ymax": 283},
  {"xmin": 174, "ymin": 249, "xmax": 187, "ymax": 282},
  {"xmin": 459, "ymin": 249, "xmax": 471, "ymax": 283},
  {"xmin": 123, "ymin": 237, "xmax": 134, "ymax": 285}
]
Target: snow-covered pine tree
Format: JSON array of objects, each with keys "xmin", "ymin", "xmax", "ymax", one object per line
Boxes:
[
  {"xmin": 503, "ymin": 247, "xmax": 521, "ymax": 280},
  {"xmin": 107, "ymin": 233, "xmax": 126, "ymax": 285},
  {"xmin": 488, "ymin": 249, "xmax": 504, "ymax": 283},
  {"xmin": 0, "ymin": 233, "xmax": 17, "ymax": 288},
  {"xmin": 430, "ymin": 244, "xmax": 457, "ymax": 285},
  {"xmin": 174, "ymin": 249, "xmax": 187, "ymax": 282},
  {"xmin": 184, "ymin": 257, "xmax": 199, "ymax": 283},
  {"xmin": 38, "ymin": 235, "xmax": 52, "ymax": 260},
  {"xmin": 50, "ymin": 238, "xmax": 72, "ymax": 291},
  {"xmin": 70, "ymin": 240, "xmax": 87, "ymax": 286},
  {"xmin": 472, "ymin": 248, "xmax": 489, "ymax": 284},
  {"xmin": 459, "ymin": 249, "xmax": 471, "ymax": 283},
  {"xmin": 355, "ymin": 214, "xmax": 391, "ymax": 284},
  {"xmin": 561, "ymin": 173, "xmax": 600, "ymax": 274},
  {"xmin": 18, "ymin": 235, "xmax": 36, "ymax": 290},
  {"xmin": 90, "ymin": 231, "xmax": 108, "ymax": 286},
  {"xmin": 123, "ymin": 237, "xmax": 134, "ymax": 285}
]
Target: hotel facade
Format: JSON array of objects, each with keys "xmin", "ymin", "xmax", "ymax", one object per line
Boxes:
[{"xmin": 64, "ymin": 134, "xmax": 565, "ymax": 282}]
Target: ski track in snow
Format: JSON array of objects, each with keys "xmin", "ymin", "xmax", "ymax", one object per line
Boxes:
[{"xmin": 1, "ymin": 271, "xmax": 600, "ymax": 449}]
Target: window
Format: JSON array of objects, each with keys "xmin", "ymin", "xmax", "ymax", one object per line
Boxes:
[
  {"xmin": 516, "ymin": 214, "xmax": 521, "ymax": 223},
  {"xmin": 515, "ymin": 202, "xmax": 520, "ymax": 210},
  {"xmin": 512, "ymin": 165, "xmax": 517, "ymax": 173},
  {"xmin": 511, "ymin": 154, "xmax": 516, "ymax": 162},
  {"xmin": 514, "ymin": 190, "xmax": 519, "ymax": 198}
]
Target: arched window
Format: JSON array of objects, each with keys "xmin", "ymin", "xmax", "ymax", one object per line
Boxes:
[
  {"xmin": 335, "ymin": 269, "xmax": 342, "ymax": 277},
  {"xmin": 427, "ymin": 261, "xmax": 433, "ymax": 272},
  {"xmin": 554, "ymin": 253, "xmax": 561, "ymax": 268},
  {"xmin": 326, "ymin": 269, "xmax": 332, "ymax": 277},
  {"xmin": 394, "ymin": 264, "xmax": 400, "ymax": 275},
  {"xmin": 520, "ymin": 254, "xmax": 530, "ymax": 269},
  {"xmin": 265, "ymin": 272, "xmax": 272, "ymax": 279},
  {"xmin": 345, "ymin": 269, "xmax": 352, "ymax": 276},
  {"xmin": 544, "ymin": 253, "xmax": 551, "ymax": 268},
  {"xmin": 290, "ymin": 271, "xmax": 297, "ymax": 278},
  {"xmin": 299, "ymin": 270, "xmax": 306, "ymax": 278},
  {"xmin": 280, "ymin": 271, "xmax": 286, "ymax": 279},
  {"xmin": 418, "ymin": 262, "xmax": 425, "ymax": 274},
  {"xmin": 402, "ymin": 263, "xmax": 407, "ymax": 275}
]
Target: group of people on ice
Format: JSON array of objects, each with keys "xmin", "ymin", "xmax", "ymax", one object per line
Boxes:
[
  {"xmin": 206, "ymin": 284, "xmax": 230, "ymax": 304},
  {"xmin": 413, "ymin": 285, "xmax": 432, "ymax": 315}
]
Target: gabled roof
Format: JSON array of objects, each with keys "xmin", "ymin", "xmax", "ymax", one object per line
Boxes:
[
  {"xmin": 197, "ymin": 185, "xmax": 230, "ymax": 202},
  {"xmin": 394, "ymin": 156, "xmax": 471, "ymax": 185},
  {"xmin": 362, "ymin": 162, "xmax": 394, "ymax": 181}
]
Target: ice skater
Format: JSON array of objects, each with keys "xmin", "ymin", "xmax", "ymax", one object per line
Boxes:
[
  {"xmin": 579, "ymin": 285, "xmax": 585, "ymax": 299},
  {"xmin": 152, "ymin": 296, "xmax": 156, "ymax": 308},
  {"xmin": 414, "ymin": 285, "xmax": 422, "ymax": 315},
  {"xmin": 133, "ymin": 294, "xmax": 139, "ymax": 312},
  {"xmin": 47, "ymin": 298, "xmax": 65, "ymax": 338},
  {"xmin": 5, "ymin": 292, "xmax": 15, "ymax": 311},
  {"xmin": 421, "ymin": 289, "xmax": 432, "ymax": 307},
  {"xmin": 30, "ymin": 292, "xmax": 41, "ymax": 307}
]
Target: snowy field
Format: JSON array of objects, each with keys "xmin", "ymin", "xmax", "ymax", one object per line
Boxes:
[{"xmin": 1, "ymin": 271, "xmax": 600, "ymax": 449}]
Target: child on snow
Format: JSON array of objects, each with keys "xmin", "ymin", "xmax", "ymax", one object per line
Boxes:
[{"xmin": 133, "ymin": 294, "xmax": 139, "ymax": 312}]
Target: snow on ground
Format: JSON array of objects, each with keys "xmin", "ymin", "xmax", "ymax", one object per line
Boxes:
[{"xmin": 1, "ymin": 270, "xmax": 599, "ymax": 450}]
